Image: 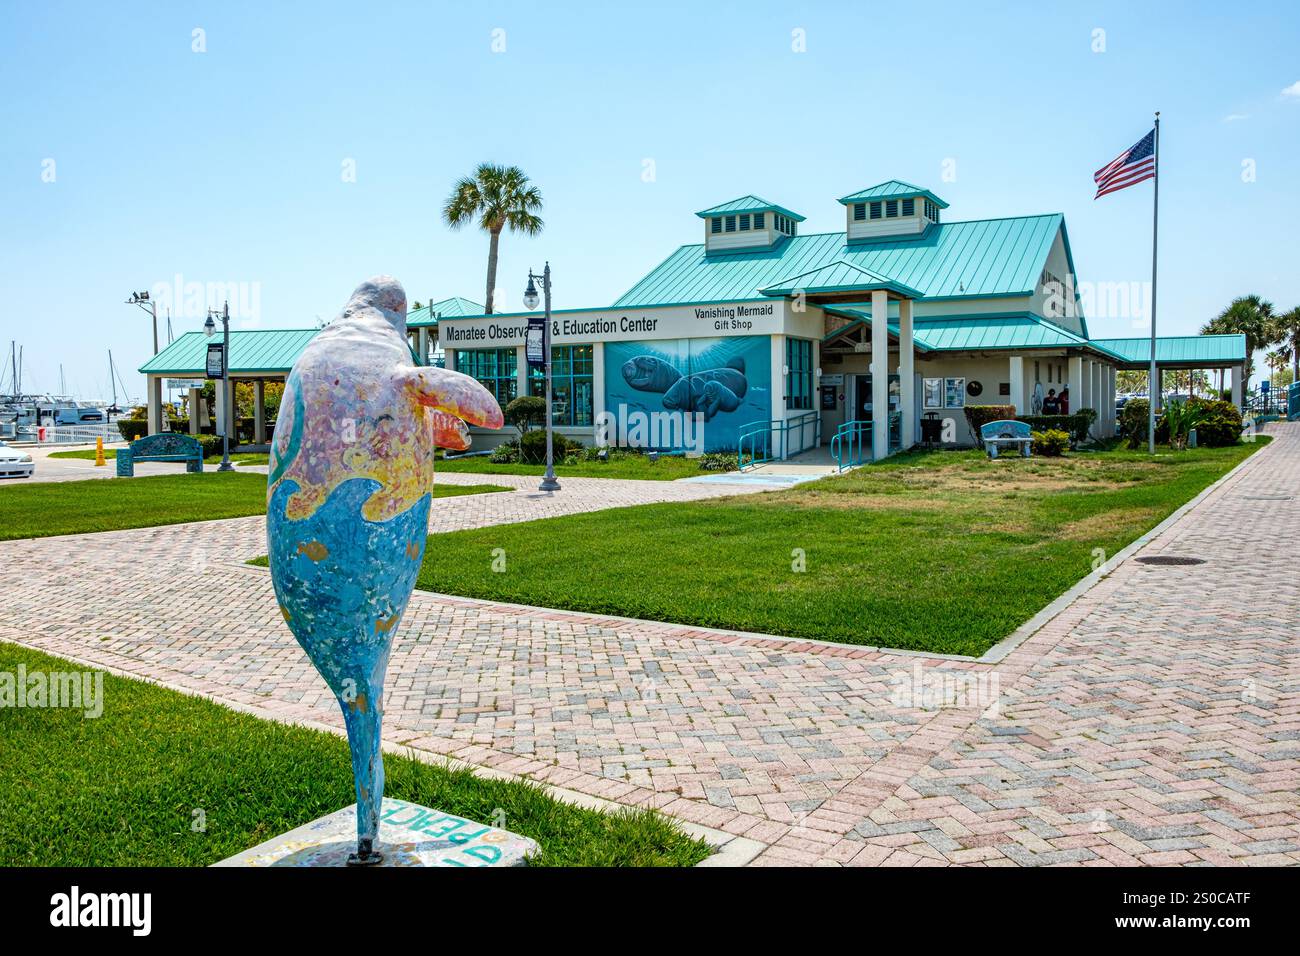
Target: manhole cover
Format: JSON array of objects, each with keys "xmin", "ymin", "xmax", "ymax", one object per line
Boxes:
[
  {"xmin": 1238, "ymin": 494, "xmax": 1293, "ymax": 501},
  {"xmin": 1135, "ymin": 555, "xmax": 1206, "ymax": 566}
]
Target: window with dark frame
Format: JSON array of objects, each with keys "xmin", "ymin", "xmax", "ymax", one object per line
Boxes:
[
  {"xmin": 725, "ymin": 215, "xmax": 736, "ymax": 232},
  {"xmin": 785, "ymin": 338, "xmax": 814, "ymax": 411},
  {"xmin": 455, "ymin": 348, "xmax": 518, "ymax": 407},
  {"xmin": 901, "ymin": 198, "xmax": 915, "ymax": 216},
  {"xmin": 853, "ymin": 203, "xmax": 866, "ymax": 221},
  {"xmin": 886, "ymin": 199, "xmax": 898, "ymax": 217},
  {"xmin": 710, "ymin": 217, "xmax": 721, "ymax": 234},
  {"xmin": 870, "ymin": 201, "xmax": 882, "ymax": 219},
  {"xmin": 739, "ymin": 213, "xmax": 750, "ymax": 230},
  {"xmin": 527, "ymin": 344, "xmax": 594, "ymax": 427}
]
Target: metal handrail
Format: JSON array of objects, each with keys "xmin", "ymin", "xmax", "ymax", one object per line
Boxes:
[
  {"xmin": 737, "ymin": 411, "xmax": 822, "ymax": 469},
  {"xmin": 831, "ymin": 419, "xmax": 873, "ymax": 471}
]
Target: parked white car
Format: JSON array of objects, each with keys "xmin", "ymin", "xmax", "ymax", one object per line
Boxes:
[{"xmin": 0, "ymin": 441, "xmax": 34, "ymax": 478}]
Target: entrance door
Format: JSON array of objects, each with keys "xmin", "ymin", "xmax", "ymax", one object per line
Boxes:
[{"xmin": 854, "ymin": 375, "xmax": 873, "ymax": 422}]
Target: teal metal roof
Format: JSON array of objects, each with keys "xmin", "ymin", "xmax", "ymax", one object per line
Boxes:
[
  {"xmin": 916, "ymin": 314, "xmax": 1087, "ymax": 351},
  {"xmin": 695, "ymin": 195, "xmax": 806, "ymax": 222},
  {"xmin": 822, "ymin": 308, "xmax": 1091, "ymax": 352},
  {"xmin": 407, "ymin": 296, "xmax": 484, "ymax": 328},
  {"xmin": 838, "ymin": 180, "xmax": 949, "ymax": 209},
  {"xmin": 759, "ymin": 261, "xmax": 923, "ymax": 299},
  {"xmin": 139, "ymin": 329, "xmax": 319, "ymax": 375},
  {"xmin": 1089, "ymin": 334, "xmax": 1247, "ymax": 367},
  {"xmin": 613, "ymin": 214, "xmax": 1063, "ymax": 308}
]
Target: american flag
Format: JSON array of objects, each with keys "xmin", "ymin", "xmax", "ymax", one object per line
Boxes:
[{"xmin": 1094, "ymin": 129, "xmax": 1156, "ymax": 199}]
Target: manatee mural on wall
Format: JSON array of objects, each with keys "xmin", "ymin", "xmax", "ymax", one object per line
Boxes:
[
  {"xmin": 266, "ymin": 276, "xmax": 503, "ymax": 866},
  {"xmin": 605, "ymin": 336, "xmax": 770, "ymax": 452}
]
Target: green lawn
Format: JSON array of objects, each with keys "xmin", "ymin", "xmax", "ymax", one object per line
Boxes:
[
  {"xmin": 0, "ymin": 643, "xmax": 709, "ymax": 867},
  {"xmin": 413, "ymin": 441, "xmax": 1267, "ymax": 657},
  {"xmin": 0, "ymin": 473, "xmax": 510, "ymax": 541},
  {"xmin": 48, "ymin": 448, "xmax": 269, "ymax": 466},
  {"xmin": 436, "ymin": 452, "xmax": 714, "ymax": 481}
]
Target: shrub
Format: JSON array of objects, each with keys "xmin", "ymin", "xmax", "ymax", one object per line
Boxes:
[
  {"xmin": 696, "ymin": 452, "xmax": 735, "ymax": 471},
  {"xmin": 519, "ymin": 430, "xmax": 582, "ymax": 464},
  {"xmin": 195, "ymin": 434, "xmax": 226, "ymax": 458},
  {"xmin": 488, "ymin": 439, "xmax": 520, "ymax": 463},
  {"xmin": 1121, "ymin": 397, "xmax": 1241, "ymax": 449},
  {"xmin": 1186, "ymin": 398, "xmax": 1242, "ymax": 447},
  {"xmin": 1162, "ymin": 399, "xmax": 1209, "ymax": 450},
  {"xmin": 964, "ymin": 405, "xmax": 1017, "ymax": 440},
  {"xmin": 503, "ymin": 396, "xmax": 546, "ymax": 436},
  {"xmin": 116, "ymin": 419, "xmax": 149, "ymax": 441},
  {"xmin": 1015, "ymin": 413, "xmax": 1094, "ymax": 444},
  {"xmin": 1031, "ymin": 428, "xmax": 1070, "ymax": 457}
]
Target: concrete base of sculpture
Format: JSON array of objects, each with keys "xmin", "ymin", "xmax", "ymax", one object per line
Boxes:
[{"xmin": 214, "ymin": 798, "xmax": 538, "ymax": 868}]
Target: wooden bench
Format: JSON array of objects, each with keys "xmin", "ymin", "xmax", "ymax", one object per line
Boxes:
[
  {"xmin": 116, "ymin": 432, "xmax": 204, "ymax": 476},
  {"xmin": 981, "ymin": 420, "xmax": 1033, "ymax": 459}
]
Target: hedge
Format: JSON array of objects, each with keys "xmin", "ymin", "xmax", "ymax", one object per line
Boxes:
[
  {"xmin": 963, "ymin": 405, "xmax": 1017, "ymax": 438},
  {"xmin": 1120, "ymin": 397, "xmax": 1242, "ymax": 449}
]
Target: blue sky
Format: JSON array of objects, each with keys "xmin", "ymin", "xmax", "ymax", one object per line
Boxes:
[{"xmin": 2, "ymin": 0, "xmax": 1298, "ymax": 400}]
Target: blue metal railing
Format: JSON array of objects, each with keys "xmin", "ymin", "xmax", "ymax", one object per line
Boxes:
[
  {"xmin": 831, "ymin": 419, "xmax": 873, "ymax": 471},
  {"xmin": 1289, "ymin": 382, "xmax": 1300, "ymax": 422},
  {"xmin": 738, "ymin": 412, "xmax": 821, "ymax": 469}
]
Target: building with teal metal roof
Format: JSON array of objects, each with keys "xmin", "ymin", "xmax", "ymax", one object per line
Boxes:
[{"xmin": 430, "ymin": 178, "xmax": 1246, "ymax": 458}]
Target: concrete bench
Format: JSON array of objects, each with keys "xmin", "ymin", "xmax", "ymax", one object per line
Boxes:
[
  {"xmin": 117, "ymin": 432, "xmax": 204, "ymax": 476},
  {"xmin": 981, "ymin": 420, "xmax": 1032, "ymax": 459}
]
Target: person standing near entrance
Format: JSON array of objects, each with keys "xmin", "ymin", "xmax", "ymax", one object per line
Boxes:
[
  {"xmin": 1043, "ymin": 388, "xmax": 1061, "ymax": 415},
  {"xmin": 1059, "ymin": 386, "xmax": 1070, "ymax": 414}
]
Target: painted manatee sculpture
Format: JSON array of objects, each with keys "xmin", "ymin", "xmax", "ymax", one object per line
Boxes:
[
  {"xmin": 266, "ymin": 275, "xmax": 503, "ymax": 865},
  {"xmin": 621, "ymin": 355, "xmax": 748, "ymax": 421}
]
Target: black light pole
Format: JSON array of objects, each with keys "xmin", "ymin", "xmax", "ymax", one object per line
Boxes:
[
  {"xmin": 204, "ymin": 301, "xmax": 235, "ymax": 472},
  {"xmin": 523, "ymin": 263, "xmax": 559, "ymax": 492}
]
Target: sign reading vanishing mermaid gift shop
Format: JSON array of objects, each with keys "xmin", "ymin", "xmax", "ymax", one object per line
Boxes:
[{"xmin": 437, "ymin": 301, "xmax": 784, "ymax": 347}]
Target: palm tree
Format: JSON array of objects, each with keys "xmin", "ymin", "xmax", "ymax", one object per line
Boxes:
[
  {"xmin": 443, "ymin": 164, "xmax": 543, "ymax": 314},
  {"xmin": 1213, "ymin": 294, "xmax": 1276, "ymax": 393},
  {"xmin": 1276, "ymin": 306, "xmax": 1300, "ymax": 383}
]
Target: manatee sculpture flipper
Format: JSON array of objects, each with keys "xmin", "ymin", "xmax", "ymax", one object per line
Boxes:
[{"xmin": 267, "ymin": 276, "xmax": 503, "ymax": 865}]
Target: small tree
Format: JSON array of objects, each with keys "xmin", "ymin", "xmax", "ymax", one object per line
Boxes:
[{"xmin": 503, "ymin": 395, "xmax": 546, "ymax": 437}]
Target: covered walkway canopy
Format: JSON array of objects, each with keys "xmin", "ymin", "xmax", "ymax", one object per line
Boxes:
[
  {"xmin": 138, "ymin": 320, "xmax": 440, "ymax": 441},
  {"xmin": 1089, "ymin": 334, "xmax": 1248, "ymax": 404}
]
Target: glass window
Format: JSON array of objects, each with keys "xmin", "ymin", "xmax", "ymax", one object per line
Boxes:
[
  {"xmin": 528, "ymin": 344, "xmax": 594, "ymax": 427},
  {"xmin": 886, "ymin": 200, "xmax": 898, "ymax": 217},
  {"xmin": 853, "ymin": 203, "xmax": 866, "ymax": 221},
  {"xmin": 753, "ymin": 212, "xmax": 765, "ymax": 229},
  {"xmin": 901, "ymin": 198, "xmax": 915, "ymax": 216},
  {"xmin": 455, "ymin": 348, "xmax": 518, "ymax": 407},
  {"xmin": 710, "ymin": 217, "xmax": 721, "ymax": 234},
  {"xmin": 785, "ymin": 338, "xmax": 814, "ymax": 411},
  {"xmin": 870, "ymin": 201, "xmax": 882, "ymax": 220},
  {"xmin": 725, "ymin": 215, "xmax": 736, "ymax": 232},
  {"xmin": 739, "ymin": 213, "xmax": 750, "ymax": 230}
]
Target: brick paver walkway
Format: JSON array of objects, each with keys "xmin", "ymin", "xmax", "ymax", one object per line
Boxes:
[{"xmin": 2, "ymin": 428, "xmax": 1297, "ymax": 866}]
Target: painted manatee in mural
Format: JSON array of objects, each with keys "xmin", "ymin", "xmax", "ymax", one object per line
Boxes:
[
  {"xmin": 266, "ymin": 275, "xmax": 503, "ymax": 866},
  {"xmin": 621, "ymin": 355, "xmax": 748, "ymax": 421}
]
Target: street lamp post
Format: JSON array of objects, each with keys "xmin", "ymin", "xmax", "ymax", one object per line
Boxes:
[
  {"xmin": 523, "ymin": 263, "xmax": 560, "ymax": 492},
  {"xmin": 204, "ymin": 301, "xmax": 235, "ymax": 472}
]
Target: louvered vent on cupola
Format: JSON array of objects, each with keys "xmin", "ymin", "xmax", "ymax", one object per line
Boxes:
[
  {"xmin": 839, "ymin": 181, "xmax": 947, "ymax": 241},
  {"xmin": 696, "ymin": 196, "xmax": 805, "ymax": 254}
]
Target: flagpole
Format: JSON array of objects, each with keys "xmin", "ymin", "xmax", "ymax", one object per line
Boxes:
[{"xmin": 1148, "ymin": 112, "xmax": 1160, "ymax": 454}]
